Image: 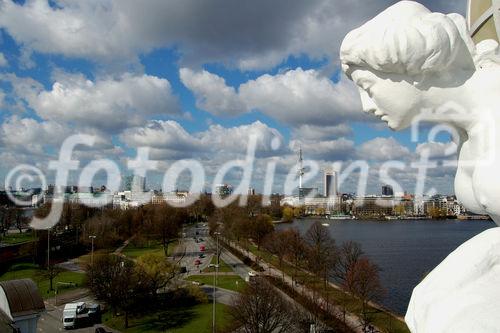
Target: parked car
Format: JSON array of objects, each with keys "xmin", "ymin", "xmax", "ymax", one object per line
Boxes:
[
  {"xmin": 88, "ymin": 304, "xmax": 101, "ymax": 323},
  {"xmin": 199, "ymin": 253, "xmax": 205, "ymax": 259}
]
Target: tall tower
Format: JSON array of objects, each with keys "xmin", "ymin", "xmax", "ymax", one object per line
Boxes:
[{"xmin": 298, "ymin": 147, "xmax": 304, "ymax": 189}]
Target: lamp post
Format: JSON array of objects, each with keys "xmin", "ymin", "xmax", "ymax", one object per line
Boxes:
[
  {"xmin": 89, "ymin": 235, "xmax": 96, "ymax": 267},
  {"xmin": 209, "ymin": 263, "xmax": 219, "ymax": 333},
  {"xmin": 211, "ymin": 231, "xmax": 221, "ymax": 333}
]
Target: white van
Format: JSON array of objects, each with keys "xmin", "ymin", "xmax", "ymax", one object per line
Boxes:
[{"xmin": 62, "ymin": 302, "xmax": 85, "ymax": 329}]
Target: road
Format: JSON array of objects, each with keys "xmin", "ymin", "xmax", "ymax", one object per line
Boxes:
[
  {"xmin": 174, "ymin": 223, "xmax": 213, "ymax": 275},
  {"xmin": 39, "ymin": 295, "xmax": 118, "ymax": 333}
]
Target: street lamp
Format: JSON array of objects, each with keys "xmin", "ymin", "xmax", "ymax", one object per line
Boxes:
[
  {"xmin": 208, "ymin": 263, "xmax": 219, "ymax": 333},
  {"xmin": 89, "ymin": 235, "xmax": 96, "ymax": 267},
  {"xmin": 211, "ymin": 231, "xmax": 221, "ymax": 333}
]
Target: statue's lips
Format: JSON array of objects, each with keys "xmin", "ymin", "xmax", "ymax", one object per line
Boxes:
[{"xmin": 367, "ymin": 108, "xmax": 388, "ymax": 122}]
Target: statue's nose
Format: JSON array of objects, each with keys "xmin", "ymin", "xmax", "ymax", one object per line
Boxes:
[{"xmin": 359, "ymin": 88, "xmax": 377, "ymax": 113}]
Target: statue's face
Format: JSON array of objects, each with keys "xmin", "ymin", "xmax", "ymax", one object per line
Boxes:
[{"xmin": 351, "ymin": 69, "xmax": 422, "ymax": 130}]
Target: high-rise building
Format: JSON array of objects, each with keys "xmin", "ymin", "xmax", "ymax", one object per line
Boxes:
[
  {"xmin": 324, "ymin": 170, "xmax": 338, "ymax": 198},
  {"xmin": 124, "ymin": 175, "xmax": 146, "ymax": 192},
  {"xmin": 468, "ymin": 0, "xmax": 499, "ymax": 43},
  {"xmin": 382, "ymin": 185, "xmax": 394, "ymax": 196}
]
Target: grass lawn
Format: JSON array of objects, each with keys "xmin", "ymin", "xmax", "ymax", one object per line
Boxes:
[
  {"xmin": 186, "ymin": 275, "xmax": 246, "ymax": 293},
  {"xmin": 202, "ymin": 256, "xmax": 233, "ymax": 273},
  {"xmin": 102, "ymin": 303, "xmax": 230, "ymax": 333},
  {"xmin": 122, "ymin": 242, "xmax": 166, "ymax": 259},
  {"xmin": 0, "ymin": 263, "xmax": 86, "ymax": 299},
  {"xmin": 0, "ymin": 232, "xmax": 36, "ymax": 245}
]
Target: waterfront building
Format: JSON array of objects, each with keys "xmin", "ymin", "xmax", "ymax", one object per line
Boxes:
[
  {"xmin": 214, "ymin": 184, "xmax": 233, "ymax": 198},
  {"xmin": 353, "ymin": 196, "xmax": 395, "ymax": 217},
  {"xmin": 468, "ymin": 0, "xmax": 500, "ymax": 43},
  {"xmin": 151, "ymin": 191, "xmax": 188, "ymax": 205},
  {"xmin": 382, "ymin": 185, "xmax": 394, "ymax": 196}
]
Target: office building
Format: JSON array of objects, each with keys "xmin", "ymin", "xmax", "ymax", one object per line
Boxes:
[
  {"xmin": 324, "ymin": 170, "xmax": 338, "ymax": 198},
  {"xmin": 382, "ymin": 185, "xmax": 394, "ymax": 196}
]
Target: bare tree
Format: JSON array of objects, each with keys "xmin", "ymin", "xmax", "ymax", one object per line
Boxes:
[
  {"xmin": 264, "ymin": 229, "xmax": 296, "ymax": 280},
  {"xmin": 305, "ymin": 222, "xmax": 336, "ymax": 290},
  {"xmin": 229, "ymin": 278, "xmax": 298, "ymax": 333},
  {"xmin": 331, "ymin": 241, "xmax": 363, "ymax": 324},
  {"xmin": 344, "ymin": 257, "xmax": 384, "ymax": 331},
  {"xmin": 331, "ymin": 241, "xmax": 363, "ymax": 284},
  {"xmin": 285, "ymin": 228, "xmax": 306, "ymax": 284},
  {"xmin": 0, "ymin": 206, "xmax": 12, "ymax": 237}
]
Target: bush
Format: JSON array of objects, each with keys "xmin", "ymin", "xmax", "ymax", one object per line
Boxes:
[{"xmin": 186, "ymin": 285, "xmax": 209, "ymax": 304}]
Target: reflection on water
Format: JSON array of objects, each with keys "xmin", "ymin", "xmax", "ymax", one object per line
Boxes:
[{"xmin": 277, "ymin": 218, "xmax": 496, "ymax": 315}]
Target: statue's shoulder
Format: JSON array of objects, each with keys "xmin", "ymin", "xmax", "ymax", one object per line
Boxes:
[{"xmin": 474, "ymin": 40, "xmax": 500, "ymax": 69}]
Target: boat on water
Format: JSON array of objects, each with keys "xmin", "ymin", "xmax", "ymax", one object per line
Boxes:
[
  {"xmin": 322, "ymin": 223, "xmax": 329, "ymax": 227},
  {"xmin": 327, "ymin": 214, "xmax": 354, "ymax": 220}
]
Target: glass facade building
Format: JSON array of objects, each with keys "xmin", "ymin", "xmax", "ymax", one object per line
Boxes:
[{"xmin": 468, "ymin": 0, "xmax": 500, "ymax": 43}]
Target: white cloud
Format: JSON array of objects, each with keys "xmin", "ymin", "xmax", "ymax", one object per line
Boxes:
[
  {"xmin": 0, "ymin": 1, "xmax": 466, "ymax": 70},
  {"xmin": 0, "ymin": 116, "xmax": 71, "ymax": 155},
  {"xmin": 240, "ymin": 68, "xmax": 362, "ymax": 125},
  {"xmin": 358, "ymin": 137, "xmax": 411, "ymax": 161},
  {"xmin": 120, "ymin": 120, "xmax": 285, "ymax": 160},
  {"xmin": 291, "ymin": 124, "xmax": 353, "ymax": 141},
  {"xmin": 416, "ymin": 141, "xmax": 458, "ymax": 158},
  {"xmin": 181, "ymin": 67, "xmax": 363, "ymax": 125},
  {"xmin": 27, "ymin": 73, "xmax": 180, "ymax": 132},
  {"xmin": 289, "ymin": 138, "xmax": 355, "ymax": 161},
  {"xmin": 179, "ymin": 68, "xmax": 247, "ymax": 116},
  {"xmin": 0, "ymin": 53, "xmax": 7, "ymax": 67}
]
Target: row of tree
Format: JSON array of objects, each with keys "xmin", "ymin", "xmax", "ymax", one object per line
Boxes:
[{"xmin": 211, "ymin": 206, "xmax": 384, "ymax": 331}]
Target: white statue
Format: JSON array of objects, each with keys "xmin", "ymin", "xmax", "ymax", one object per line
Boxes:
[{"xmin": 340, "ymin": 1, "xmax": 500, "ymax": 332}]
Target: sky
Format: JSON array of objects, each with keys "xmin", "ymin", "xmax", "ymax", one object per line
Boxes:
[{"xmin": 0, "ymin": 0, "xmax": 468, "ymax": 195}]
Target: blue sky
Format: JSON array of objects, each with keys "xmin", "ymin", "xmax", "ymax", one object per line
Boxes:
[{"xmin": 0, "ymin": 0, "xmax": 467, "ymax": 195}]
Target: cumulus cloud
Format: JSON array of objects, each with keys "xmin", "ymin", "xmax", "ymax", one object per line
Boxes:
[
  {"xmin": 292, "ymin": 124, "xmax": 353, "ymax": 141},
  {"xmin": 416, "ymin": 141, "xmax": 458, "ymax": 158},
  {"xmin": 0, "ymin": 116, "xmax": 71, "ymax": 155},
  {"xmin": 358, "ymin": 137, "xmax": 411, "ymax": 161},
  {"xmin": 15, "ymin": 72, "xmax": 180, "ymax": 132},
  {"xmin": 181, "ymin": 67, "xmax": 363, "ymax": 125},
  {"xmin": 179, "ymin": 68, "xmax": 247, "ymax": 116},
  {"xmin": 289, "ymin": 138, "xmax": 356, "ymax": 161},
  {"xmin": 120, "ymin": 120, "xmax": 285, "ymax": 160},
  {"xmin": 0, "ymin": 0, "xmax": 463, "ymax": 70}
]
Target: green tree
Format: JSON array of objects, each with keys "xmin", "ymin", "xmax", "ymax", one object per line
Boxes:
[
  {"xmin": 282, "ymin": 206, "xmax": 294, "ymax": 222},
  {"xmin": 136, "ymin": 253, "xmax": 180, "ymax": 297},
  {"xmin": 250, "ymin": 214, "xmax": 274, "ymax": 250}
]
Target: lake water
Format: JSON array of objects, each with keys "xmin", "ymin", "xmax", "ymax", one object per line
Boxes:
[{"xmin": 276, "ymin": 218, "xmax": 497, "ymax": 315}]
